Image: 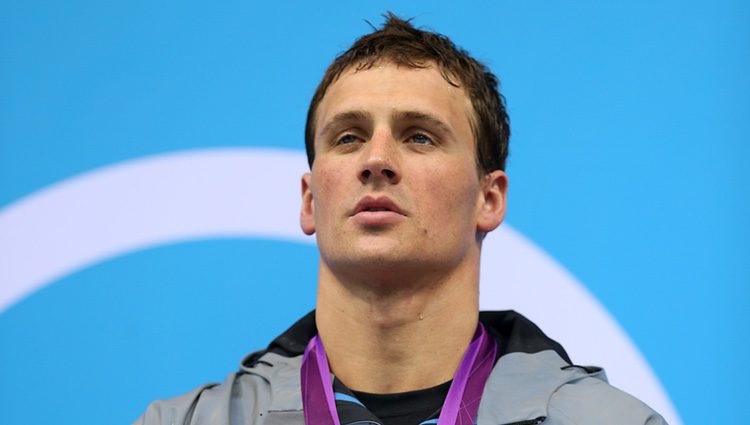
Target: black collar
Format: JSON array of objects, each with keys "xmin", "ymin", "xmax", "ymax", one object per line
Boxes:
[{"xmin": 243, "ymin": 310, "xmax": 571, "ymax": 368}]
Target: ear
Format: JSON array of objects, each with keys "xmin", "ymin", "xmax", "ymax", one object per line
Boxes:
[
  {"xmin": 476, "ymin": 170, "xmax": 508, "ymax": 233},
  {"xmin": 300, "ymin": 172, "xmax": 316, "ymax": 235}
]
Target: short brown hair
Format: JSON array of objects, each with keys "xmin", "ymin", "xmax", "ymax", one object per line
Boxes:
[{"xmin": 304, "ymin": 12, "xmax": 510, "ymax": 173}]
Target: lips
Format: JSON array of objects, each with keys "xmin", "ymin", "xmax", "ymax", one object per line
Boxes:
[
  {"xmin": 351, "ymin": 196, "xmax": 406, "ymax": 217},
  {"xmin": 349, "ymin": 196, "xmax": 407, "ymax": 226}
]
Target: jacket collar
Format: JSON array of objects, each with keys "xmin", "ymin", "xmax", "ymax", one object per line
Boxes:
[
  {"xmin": 240, "ymin": 310, "xmax": 598, "ymax": 424},
  {"xmin": 243, "ymin": 310, "xmax": 572, "ymax": 365}
]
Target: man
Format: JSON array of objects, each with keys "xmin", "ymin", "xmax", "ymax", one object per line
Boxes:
[{"xmin": 135, "ymin": 14, "xmax": 666, "ymax": 425}]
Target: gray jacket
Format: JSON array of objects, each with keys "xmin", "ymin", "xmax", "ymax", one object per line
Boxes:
[{"xmin": 134, "ymin": 311, "xmax": 667, "ymax": 425}]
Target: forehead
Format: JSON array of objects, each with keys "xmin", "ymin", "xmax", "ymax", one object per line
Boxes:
[{"xmin": 314, "ymin": 62, "xmax": 475, "ymax": 139}]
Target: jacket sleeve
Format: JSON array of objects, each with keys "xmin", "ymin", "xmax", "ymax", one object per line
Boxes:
[
  {"xmin": 131, "ymin": 384, "xmax": 216, "ymax": 425},
  {"xmin": 131, "ymin": 371, "xmax": 272, "ymax": 425},
  {"xmin": 546, "ymin": 377, "xmax": 668, "ymax": 425}
]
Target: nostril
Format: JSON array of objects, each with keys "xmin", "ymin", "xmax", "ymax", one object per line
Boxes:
[{"xmin": 360, "ymin": 164, "xmax": 398, "ymax": 182}]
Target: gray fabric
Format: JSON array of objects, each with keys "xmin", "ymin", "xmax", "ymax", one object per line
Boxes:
[
  {"xmin": 477, "ymin": 350, "xmax": 666, "ymax": 425},
  {"xmin": 134, "ymin": 349, "xmax": 666, "ymax": 425}
]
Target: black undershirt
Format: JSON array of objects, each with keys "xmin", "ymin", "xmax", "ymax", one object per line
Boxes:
[{"xmin": 349, "ymin": 380, "xmax": 452, "ymax": 425}]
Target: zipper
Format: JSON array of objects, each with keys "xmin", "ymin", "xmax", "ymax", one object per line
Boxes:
[{"xmin": 500, "ymin": 416, "xmax": 546, "ymax": 425}]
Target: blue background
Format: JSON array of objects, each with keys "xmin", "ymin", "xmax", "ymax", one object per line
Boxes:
[{"xmin": 1, "ymin": 1, "xmax": 748, "ymax": 423}]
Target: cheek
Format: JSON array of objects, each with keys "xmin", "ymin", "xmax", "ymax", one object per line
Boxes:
[
  {"xmin": 312, "ymin": 167, "xmax": 348, "ymax": 220},
  {"xmin": 415, "ymin": 168, "xmax": 480, "ymax": 226},
  {"xmin": 422, "ymin": 161, "xmax": 479, "ymax": 201}
]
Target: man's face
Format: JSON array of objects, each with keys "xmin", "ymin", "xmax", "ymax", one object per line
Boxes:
[{"xmin": 300, "ymin": 62, "xmax": 507, "ymax": 279}]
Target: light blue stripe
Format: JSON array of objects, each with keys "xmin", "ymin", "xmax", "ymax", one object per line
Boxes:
[
  {"xmin": 333, "ymin": 392, "xmax": 365, "ymax": 407},
  {"xmin": 419, "ymin": 419, "xmax": 439, "ymax": 425}
]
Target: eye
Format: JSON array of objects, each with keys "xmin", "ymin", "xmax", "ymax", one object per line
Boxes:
[
  {"xmin": 336, "ymin": 133, "xmax": 360, "ymax": 145},
  {"xmin": 408, "ymin": 133, "xmax": 433, "ymax": 145}
]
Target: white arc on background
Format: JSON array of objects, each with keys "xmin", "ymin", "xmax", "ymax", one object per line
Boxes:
[{"xmin": 0, "ymin": 148, "xmax": 681, "ymax": 425}]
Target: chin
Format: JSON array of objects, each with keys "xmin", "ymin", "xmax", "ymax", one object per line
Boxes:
[
  {"xmin": 331, "ymin": 251, "xmax": 439, "ymax": 282},
  {"xmin": 348, "ymin": 250, "xmax": 409, "ymax": 268}
]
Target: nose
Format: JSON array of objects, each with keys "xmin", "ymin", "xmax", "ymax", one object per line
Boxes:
[{"xmin": 359, "ymin": 130, "xmax": 401, "ymax": 185}]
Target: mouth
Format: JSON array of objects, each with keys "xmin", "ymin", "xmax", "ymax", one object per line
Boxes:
[{"xmin": 351, "ymin": 196, "xmax": 406, "ymax": 217}]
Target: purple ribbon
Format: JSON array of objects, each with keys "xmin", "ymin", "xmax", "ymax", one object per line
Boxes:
[
  {"xmin": 301, "ymin": 334, "xmax": 342, "ymax": 425},
  {"xmin": 301, "ymin": 323, "xmax": 498, "ymax": 425}
]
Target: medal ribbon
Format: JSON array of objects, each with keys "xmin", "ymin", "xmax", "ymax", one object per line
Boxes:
[{"xmin": 301, "ymin": 323, "xmax": 497, "ymax": 425}]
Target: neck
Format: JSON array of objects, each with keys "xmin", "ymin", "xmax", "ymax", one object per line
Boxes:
[{"xmin": 315, "ymin": 259, "xmax": 480, "ymax": 394}]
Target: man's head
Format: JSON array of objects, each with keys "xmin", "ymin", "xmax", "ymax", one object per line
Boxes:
[
  {"xmin": 305, "ymin": 13, "xmax": 510, "ymax": 175},
  {"xmin": 299, "ymin": 14, "xmax": 509, "ymax": 285}
]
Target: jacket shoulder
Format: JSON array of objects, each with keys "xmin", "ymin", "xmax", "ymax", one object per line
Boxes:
[
  {"xmin": 133, "ymin": 383, "xmax": 215, "ymax": 425},
  {"xmin": 132, "ymin": 371, "xmax": 271, "ymax": 425},
  {"xmin": 132, "ymin": 352, "xmax": 302, "ymax": 425},
  {"xmin": 478, "ymin": 349, "xmax": 668, "ymax": 425},
  {"xmin": 547, "ymin": 375, "xmax": 667, "ymax": 425}
]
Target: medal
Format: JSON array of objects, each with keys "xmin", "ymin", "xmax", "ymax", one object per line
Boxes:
[{"xmin": 301, "ymin": 323, "xmax": 497, "ymax": 425}]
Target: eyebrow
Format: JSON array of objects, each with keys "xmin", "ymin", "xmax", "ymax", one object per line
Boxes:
[
  {"xmin": 318, "ymin": 110, "xmax": 371, "ymax": 140},
  {"xmin": 391, "ymin": 110, "xmax": 454, "ymax": 136},
  {"xmin": 318, "ymin": 109, "xmax": 454, "ymax": 140}
]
